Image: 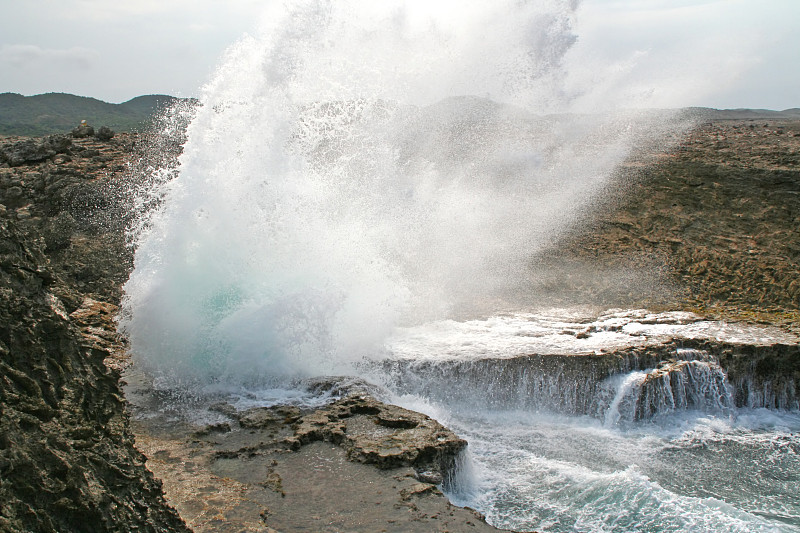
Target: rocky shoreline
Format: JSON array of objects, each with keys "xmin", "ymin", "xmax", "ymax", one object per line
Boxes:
[
  {"xmin": 0, "ymin": 130, "xmax": 507, "ymax": 532},
  {"xmin": 0, "ymin": 116, "xmax": 798, "ymax": 532},
  {"xmin": 0, "ymin": 210, "xmax": 187, "ymax": 531},
  {"xmin": 124, "ymin": 370, "xmax": 500, "ymax": 532},
  {"xmin": 0, "ymin": 133, "xmax": 189, "ymax": 532}
]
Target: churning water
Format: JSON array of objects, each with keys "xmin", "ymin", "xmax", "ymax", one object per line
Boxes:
[
  {"xmin": 433, "ymin": 406, "xmax": 800, "ymax": 532},
  {"xmin": 121, "ymin": 1, "xmax": 799, "ymax": 531},
  {"xmin": 377, "ymin": 314, "xmax": 800, "ymax": 532}
]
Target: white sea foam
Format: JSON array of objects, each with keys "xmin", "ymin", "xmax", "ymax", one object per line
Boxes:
[
  {"xmin": 410, "ymin": 402, "xmax": 800, "ymax": 533},
  {"xmin": 381, "ymin": 309, "xmax": 798, "ymax": 362},
  {"xmin": 122, "ymin": 1, "xmax": 694, "ymax": 386}
]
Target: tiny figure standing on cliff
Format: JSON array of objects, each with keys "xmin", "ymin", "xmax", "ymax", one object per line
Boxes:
[{"xmin": 72, "ymin": 119, "xmax": 95, "ymax": 138}]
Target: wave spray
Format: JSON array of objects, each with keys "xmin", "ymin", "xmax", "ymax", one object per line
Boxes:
[{"xmin": 121, "ymin": 0, "xmax": 689, "ymax": 386}]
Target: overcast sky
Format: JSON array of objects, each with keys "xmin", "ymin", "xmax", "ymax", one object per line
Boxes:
[{"xmin": 1, "ymin": 0, "xmax": 798, "ymax": 109}]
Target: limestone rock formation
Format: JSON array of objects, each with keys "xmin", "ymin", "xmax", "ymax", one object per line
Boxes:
[
  {"xmin": 96, "ymin": 126, "xmax": 115, "ymax": 142},
  {"xmin": 558, "ymin": 119, "xmax": 800, "ymax": 323},
  {"xmin": 0, "ymin": 216, "xmax": 188, "ymax": 532},
  {"xmin": 288, "ymin": 394, "xmax": 467, "ymax": 481}
]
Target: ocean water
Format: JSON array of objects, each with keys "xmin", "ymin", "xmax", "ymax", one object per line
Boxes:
[
  {"xmin": 436, "ymin": 407, "xmax": 800, "ymax": 532},
  {"xmin": 120, "ymin": 1, "xmax": 799, "ymax": 531},
  {"xmin": 377, "ymin": 311, "xmax": 800, "ymax": 532}
]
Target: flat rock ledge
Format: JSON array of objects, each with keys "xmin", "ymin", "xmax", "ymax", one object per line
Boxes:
[
  {"xmin": 238, "ymin": 394, "xmax": 467, "ymax": 484},
  {"xmin": 124, "ymin": 370, "xmax": 505, "ymax": 533}
]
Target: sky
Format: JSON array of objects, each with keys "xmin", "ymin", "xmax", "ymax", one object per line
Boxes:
[{"xmin": 0, "ymin": 0, "xmax": 798, "ymax": 109}]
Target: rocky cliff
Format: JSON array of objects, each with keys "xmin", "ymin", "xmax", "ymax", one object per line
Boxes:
[{"xmin": 0, "ymin": 133, "xmax": 188, "ymax": 532}]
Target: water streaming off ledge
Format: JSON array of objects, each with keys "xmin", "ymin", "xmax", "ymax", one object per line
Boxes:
[{"xmin": 371, "ymin": 309, "xmax": 800, "ymax": 533}]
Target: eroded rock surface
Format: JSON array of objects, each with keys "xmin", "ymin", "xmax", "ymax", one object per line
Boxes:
[
  {"xmin": 279, "ymin": 394, "xmax": 465, "ymax": 479},
  {"xmin": 0, "ymin": 217, "xmax": 188, "ymax": 532},
  {"xmin": 556, "ymin": 119, "xmax": 800, "ymax": 327},
  {"xmin": 124, "ymin": 370, "xmax": 499, "ymax": 533}
]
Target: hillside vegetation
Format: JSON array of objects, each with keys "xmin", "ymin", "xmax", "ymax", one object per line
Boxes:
[{"xmin": 0, "ymin": 93, "xmax": 182, "ymax": 136}]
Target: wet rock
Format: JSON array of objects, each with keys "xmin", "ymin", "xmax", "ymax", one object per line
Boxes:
[
  {"xmin": 694, "ymin": 340, "xmax": 800, "ymax": 410},
  {"xmin": 291, "ymin": 394, "xmax": 467, "ymax": 481},
  {"xmin": 302, "ymin": 375, "xmax": 386, "ymax": 398},
  {"xmin": 635, "ymin": 359, "xmax": 732, "ymax": 419},
  {"xmin": 45, "ymin": 134, "xmax": 73, "ymax": 153},
  {"xmin": 193, "ymin": 422, "xmax": 232, "ymax": 437},
  {"xmin": 415, "ymin": 470, "xmax": 444, "ymax": 484},
  {"xmin": 0, "ymin": 135, "xmax": 71, "ymax": 166},
  {"xmin": 400, "ymin": 481, "xmax": 440, "ymax": 500},
  {"xmin": 208, "ymin": 401, "xmax": 238, "ymax": 419},
  {"xmin": 239, "ymin": 407, "xmax": 283, "ymax": 429},
  {"xmin": 0, "ymin": 134, "xmax": 135, "ymax": 303},
  {"xmin": 40, "ymin": 211, "xmax": 78, "ymax": 252},
  {"xmin": 68, "ymin": 297, "xmax": 129, "ymax": 371},
  {"xmin": 376, "ymin": 411, "xmax": 420, "ymax": 429}
]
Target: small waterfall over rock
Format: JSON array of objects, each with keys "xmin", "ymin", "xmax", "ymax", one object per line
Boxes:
[
  {"xmin": 604, "ymin": 348, "xmax": 735, "ymax": 424},
  {"xmin": 379, "ymin": 353, "xmax": 624, "ymax": 415},
  {"xmin": 377, "ymin": 341, "xmax": 796, "ymax": 422},
  {"xmin": 603, "ymin": 370, "xmax": 648, "ymax": 427},
  {"xmin": 709, "ymin": 342, "xmax": 800, "ymax": 411},
  {"xmin": 634, "ymin": 359, "xmax": 734, "ymax": 420},
  {"xmin": 738, "ymin": 376, "xmax": 799, "ymax": 410}
]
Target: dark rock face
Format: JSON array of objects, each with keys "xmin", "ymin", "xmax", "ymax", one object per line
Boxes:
[
  {"xmin": 0, "ymin": 217, "xmax": 189, "ymax": 533},
  {"xmin": 0, "ymin": 135, "xmax": 72, "ymax": 167},
  {"xmin": 0, "ymin": 132, "xmax": 188, "ymax": 531},
  {"xmin": 96, "ymin": 126, "xmax": 115, "ymax": 142},
  {"xmin": 694, "ymin": 340, "xmax": 800, "ymax": 409},
  {"xmin": 71, "ymin": 124, "xmax": 95, "ymax": 138},
  {"xmin": 0, "ymin": 134, "xmax": 135, "ymax": 303}
]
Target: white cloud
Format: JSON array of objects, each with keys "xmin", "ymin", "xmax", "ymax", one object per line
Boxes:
[
  {"xmin": 564, "ymin": 0, "xmax": 800, "ymax": 109},
  {"xmin": 0, "ymin": 44, "xmax": 99, "ymax": 70},
  {"xmin": 0, "ymin": 0, "xmax": 796, "ymax": 107}
]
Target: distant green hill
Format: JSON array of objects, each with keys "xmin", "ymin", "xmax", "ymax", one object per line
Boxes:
[
  {"xmin": 0, "ymin": 92, "xmax": 183, "ymax": 136},
  {"xmin": 684, "ymin": 106, "xmax": 800, "ymax": 121}
]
